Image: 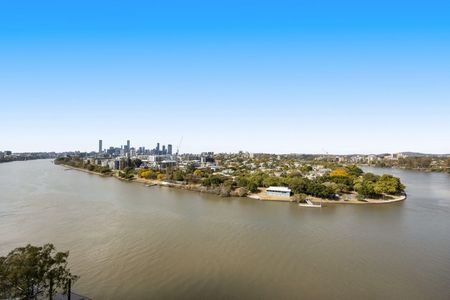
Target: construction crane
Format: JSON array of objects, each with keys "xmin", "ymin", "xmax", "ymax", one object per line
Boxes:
[{"xmin": 176, "ymin": 136, "xmax": 183, "ymax": 156}]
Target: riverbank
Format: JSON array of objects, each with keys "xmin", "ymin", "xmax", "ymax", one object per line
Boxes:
[
  {"xmin": 361, "ymin": 163, "xmax": 450, "ymax": 174},
  {"xmin": 307, "ymin": 193, "xmax": 407, "ymax": 205},
  {"xmin": 59, "ymin": 164, "xmax": 406, "ymax": 205},
  {"xmin": 248, "ymin": 188, "xmax": 406, "ymax": 205},
  {"xmin": 0, "ymin": 157, "xmax": 54, "ymax": 164},
  {"xmin": 62, "ymin": 164, "xmax": 113, "ymax": 177},
  {"xmin": 60, "ymin": 164, "xmax": 233, "ymax": 197}
]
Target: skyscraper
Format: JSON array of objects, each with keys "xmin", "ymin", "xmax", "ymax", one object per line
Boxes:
[
  {"xmin": 168, "ymin": 144, "xmax": 172, "ymax": 155},
  {"xmin": 127, "ymin": 140, "xmax": 130, "ymax": 154},
  {"xmin": 156, "ymin": 143, "xmax": 160, "ymax": 154},
  {"xmin": 98, "ymin": 139, "xmax": 102, "ymax": 153},
  {"xmin": 162, "ymin": 145, "xmax": 166, "ymax": 154}
]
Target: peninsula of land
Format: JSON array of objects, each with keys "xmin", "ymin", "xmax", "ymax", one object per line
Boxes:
[{"xmin": 55, "ymin": 152, "xmax": 407, "ymax": 205}]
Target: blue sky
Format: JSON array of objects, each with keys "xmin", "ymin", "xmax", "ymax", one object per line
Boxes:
[{"xmin": 1, "ymin": 0, "xmax": 449, "ymax": 154}]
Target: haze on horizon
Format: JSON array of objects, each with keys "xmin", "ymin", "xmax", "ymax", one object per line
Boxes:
[{"xmin": 1, "ymin": 1, "xmax": 449, "ymax": 154}]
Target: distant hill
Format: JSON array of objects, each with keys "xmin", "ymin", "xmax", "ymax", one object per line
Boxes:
[
  {"xmin": 399, "ymin": 152, "xmax": 450, "ymax": 157},
  {"xmin": 399, "ymin": 152, "xmax": 428, "ymax": 156}
]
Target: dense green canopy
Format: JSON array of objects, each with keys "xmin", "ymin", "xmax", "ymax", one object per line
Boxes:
[{"xmin": 0, "ymin": 244, "xmax": 78, "ymax": 299}]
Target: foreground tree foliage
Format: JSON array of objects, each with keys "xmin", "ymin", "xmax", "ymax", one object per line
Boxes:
[{"xmin": 0, "ymin": 244, "xmax": 78, "ymax": 299}]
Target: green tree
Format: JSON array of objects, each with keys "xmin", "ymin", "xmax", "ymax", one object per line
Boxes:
[
  {"xmin": 306, "ymin": 182, "xmax": 336, "ymax": 198},
  {"xmin": 354, "ymin": 179, "xmax": 377, "ymax": 198},
  {"xmin": 201, "ymin": 178, "xmax": 211, "ymax": 186},
  {"xmin": 202, "ymin": 175, "xmax": 225, "ymax": 186},
  {"xmin": 209, "ymin": 175, "xmax": 225, "ymax": 185},
  {"xmin": 246, "ymin": 181, "xmax": 259, "ymax": 193},
  {"xmin": 300, "ymin": 165, "xmax": 313, "ymax": 173},
  {"xmin": 99, "ymin": 166, "xmax": 111, "ymax": 174},
  {"xmin": 193, "ymin": 169, "xmax": 205, "ymax": 178},
  {"xmin": 345, "ymin": 165, "xmax": 364, "ymax": 176},
  {"xmin": 0, "ymin": 244, "xmax": 78, "ymax": 299},
  {"xmin": 287, "ymin": 177, "xmax": 311, "ymax": 194},
  {"xmin": 374, "ymin": 174, "xmax": 405, "ymax": 195},
  {"xmin": 185, "ymin": 164, "xmax": 196, "ymax": 174},
  {"xmin": 172, "ymin": 170, "xmax": 185, "ymax": 181},
  {"xmin": 293, "ymin": 193, "xmax": 307, "ymax": 202},
  {"xmin": 236, "ymin": 176, "xmax": 249, "ymax": 188},
  {"xmin": 326, "ymin": 175, "xmax": 354, "ymax": 192},
  {"xmin": 132, "ymin": 158, "xmax": 143, "ymax": 168},
  {"xmin": 362, "ymin": 172, "xmax": 379, "ymax": 182},
  {"xmin": 262, "ymin": 176, "xmax": 284, "ymax": 187}
]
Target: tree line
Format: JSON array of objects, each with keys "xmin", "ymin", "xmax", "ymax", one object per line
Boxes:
[{"xmin": 138, "ymin": 164, "xmax": 405, "ymax": 199}]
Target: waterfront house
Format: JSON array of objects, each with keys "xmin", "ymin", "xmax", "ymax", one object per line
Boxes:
[{"xmin": 266, "ymin": 186, "xmax": 291, "ymax": 197}]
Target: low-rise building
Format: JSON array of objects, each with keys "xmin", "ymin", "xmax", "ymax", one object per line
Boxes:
[
  {"xmin": 266, "ymin": 186, "xmax": 291, "ymax": 197},
  {"xmin": 160, "ymin": 160, "xmax": 177, "ymax": 169}
]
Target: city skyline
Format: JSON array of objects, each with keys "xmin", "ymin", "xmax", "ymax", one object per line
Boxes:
[
  {"xmin": 1, "ymin": 1, "xmax": 449, "ymax": 154},
  {"xmin": 97, "ymin": 139, "xmax": 174, "ymax": 156}
]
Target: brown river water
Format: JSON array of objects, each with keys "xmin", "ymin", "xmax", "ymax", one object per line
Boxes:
[{"xmin": 1, "ymin": 160, "xmax": 449, "ymax": 299}]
